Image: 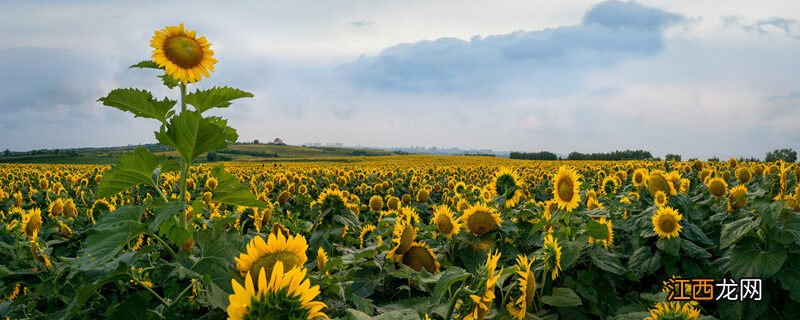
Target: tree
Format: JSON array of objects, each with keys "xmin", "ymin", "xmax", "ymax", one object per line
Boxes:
[
  {"xmin": 207, "ymin": 151, "xmax": 219, "ymax": 162},
  {"xmin": 2, "ymin": 149, "xmax": 10, "ymax": 157},
  {"xmin": 765, "ymin": 148, "xmax": 797, "ymax": 162},
  {"xmin": 253, "ymin": 139, "xmax": 259, "ymax": 144},
  {"xmin": 665, "ymin": 154, "xmax": 681, "ymax": 161}
]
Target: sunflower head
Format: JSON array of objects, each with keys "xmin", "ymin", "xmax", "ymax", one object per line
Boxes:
[
  {"xmin": 316, "ymin": 247, "xmax": 328, "ymax": 271},
  {"xmin": 588, "ymin": 217, "xmax": 614, "ymax": 249},
  {"xmin": 432, "ymin": 205, "xmax": 461, "ymax": 237},
  {"xmin": 553, "ymin": 166, "xmax": 581, "ymax": 212},
  {"xmin": 736, "ymin": 167, "xmax": 752, "ymax": 184},
  {"xmin": 317, "ymin": 188, "xmax": 348, "ymax": 212},
  {"xmin": 399, "ymin": 242, "xmax": 440, "ymax": 273},
  {"xmin": 654, "ymin": 191, "xmax": 668, "ymax": 207},
  {"xmin": 644, "ymin": 301, "xmax": 700, "ymax": 320},
  {"xmin": 652, "ymin": 206, "xmax": 682, "ymax": 239},
  {"xmin": 227, "ymin": 262, "xmax": 328, "ymax": 320},
  {"xmin": 368, "ymin": 195, "xmax": 383, "ymax": 211},
  {"xmin": 706, "ymin": 178, "xmax": 728, "ymax": 198},
  {"xmin": 506, "ymin": 255, "xmax": 536, "ymax": 320},
  {"xmin": 728, "ymin": 185, "xmax": 748, "ymax": 211},
  {"xmin": 542, "ymin": 233, "xmax": 562, "ymax": 280},
  {"xmin": 387, "ymin": 215, "xmax": 416, "ymax": 260},
  {"xmin": 586, "ymin": 197, "xmax": 604, "ymax": 210},
  {"xmin": 647, "ymin": 171, "xmax": 675, "ymax": 197},
  {"xmin": 492, "ymin": 167, "xmax": 525, "ymax": 208},
  {"xmin": 235, "ymin": 232, "xmax": 309, "ymax": 278},
  {"xmin": 151, "ymin": 23, "xmax": 217, "ymax": 84},
  {"xmin": 22, "ymin": 208, "xmax": 43, "ymax": 239},
  {"xmin": 462, "ymin": 203, "xmax": 502, "ymax": 236}
]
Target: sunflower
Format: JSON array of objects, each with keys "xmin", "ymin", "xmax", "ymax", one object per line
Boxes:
[
  {"xmin": 463, "ymin": 251, "xmax": 502, "ymax": 320},
  {"xmin": 150, "ymin": 23, "xmax": 217, "ymax": 84},
  {"xmin": 316, "ymin": 247, "xmax": 328, "ymax": 272},
  {"xmin": 706, "ymin": 178, "xmax": 728, "ymax": 198},
  {"xmin": 386, "ymin": 215, "xmax": 416, "ymax": 260},
  {"xmin": 432, "ymin": 205, "xmax": 461, "ymax": 237},
  {"xmin": 728, "ymin": 185, "xmax": 748, "ymax": 211},
  {"xmin": 506, "ymin": 255, "xmax": 536, "ymax": 320},
  {"xmin": 368, "ymin": 195, "xmax": 383, "ymax": 211},
  {"xmin": 588, "ymin": 217, "xmax": 614, "ymax": 249},
  {"xmin": 227, "ymin": 261, "xmax": 328, "ymax": 320},
  {"xmin": 492, "ymin": 167, "xmax": 525, "ymax": 208},
  {"xmin": 654, "ymin": 191, "xmax": 668, "ymax": 207},
  {"xmin": 553, "ymin": 166, "xmax": 581, "ymax": 212},
  {"xmin": 462, "ymin": 203, "xmax": 502, "ymax": 236},
  {"xmin": 652, "ymin": 206, "xmax": 682, "ymax": 239},
  {"xmin": 644, "ymin": 301, "xmax": 700, "ymax": 320},
  {"xmin": 205, "ymin": 176, "xmax": 218, "ymax": 190},
  {"xmin": 736, "ymin": 167, "xmax": 752, "ymax": 184},
  {"xmin": 358, "ymin": 224, "xmax": 376, "ymax": 248},
  {"xmin": 398, "ymin": 242, "xmax": 440, "ymax": 273},
  {"xmin": 21, "ymin": 208, "xmax": 42, "ymax": 240},
  {"xmin": 586, "ymin": 197, "xmax": 604, "ymax": 210},
  {"xmin": 316, "ymin": 188, "xmax": 348, "ymax": 211},
  {"xmin": 647, "ymin": 171, "xmax": 676, "ymax": 197},
  {"xmin": 600, "ymin": 176, "xmax": 619, "ymax": 196},
  {"xmin": 235, "ymin": 232, "xmax": 309, "ymax": 278},
  {"xmin": 542, "ymin": 233, "xmax": 562, "ymax": 280},
  {"xmin": 49, "ymin": 198, "xmax": 64, "ymax": 217}
]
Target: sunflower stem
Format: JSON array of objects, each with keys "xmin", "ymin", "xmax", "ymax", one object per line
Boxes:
[
  {"xmin": 171, "ymin": 281, "xmax": 195, "ymax": 308},
  {"xmin": 179, "ymin": 83, "xmax": 187, "ymax": 113},
  {"xmin": 445, "ymin": 286, "xmax": 465, "ymax": 320},
  {"xmin": 130, "ymin": 273, "xmax": 171, "ymax": 307},
  {"xmin": 151, "ymin": 233, "xmax": 176, "ymax": 258}
]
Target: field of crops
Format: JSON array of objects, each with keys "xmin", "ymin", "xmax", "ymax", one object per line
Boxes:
[{"xmin": 1, "ymin": 156, "xmax": 799, "ymax": 319}]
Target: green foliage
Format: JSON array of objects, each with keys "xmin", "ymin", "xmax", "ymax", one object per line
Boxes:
[
  {"xmin": 155, "ymin": 110, "xmax": 237, "ymax": 163},
  {"xmin": 98, "ymin": 88, "xmax": 176, "ymax": 123},
  {"xmin": 73, "ymin": 206, "xmax": 146, "ymax": 272},
  {"xmin": 95, "ymin": 147, "xmax": 163, "ymax": 198},
  {"xmin": 184, "ymin": 86, "xmax": 254, "ymax": 113}
]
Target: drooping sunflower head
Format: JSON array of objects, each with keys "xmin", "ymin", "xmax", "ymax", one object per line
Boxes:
[
  {"xmin": 387, "ymin": 215, "xmax": 416, "ymax": 260},
  {"xmin": 399, "ymin": 241, "xmax": 440, "ymax": 273},
  {"xmin": 492, "ymin": 167, "xmax": 525, "ymax": 208},
  {"xmin": 506, "ymin": 255, "xmax": 536, "ymax": 320},
  {"xmin": 22, "ymin": 208, "xmax": 43, "ymax": 239},
  {"xmin": 368, "ymin": 195, "xmax": 383, "ymax": 212},
  {"xmin": 706, "ymin": 178, "xmax": 728, "ymax": 198},
  {"xmin": 227, "ymin": 261, "xmax": 328, "ymax": 320},
  {"xmin": 49, "ymin": 198, "xmax": 64, "ymax": 217},
  {"xmin": 150, "ymin": 23, "xmax": 217, "ymax": 84},
  {"xmin": 317, "ymin": 188, "xmax": 348, "ymax": 212},
  {"xmin": 462, "ymin": 203, "xmax": 502, "ymax": 236},
  {"xmin": 542, "ymin": 233, "xmax": 562, "ymax": 280},
  {"xmin": 316, "ymin": 247, "xmax": 328, "ymax": 271},
  {"xmin": 644, "ymin": 301, "xmax": 700, "ymax": 320},
  {"xmin": 736, "ymin": 167, "xmax": 752, "ymax": 184},
  {"xmin": 652, "ymin": 206, "xmax": 682, "ymax": 239},
  {"xmin": 586, "ymin": 196, "xmax": 604, "ymax": 210},
  {"xmin": 462, "ymin": 251, "xmax": 503, "ymax": 320},
  {"xmin": 432, "ymin": 205, "xmax": 461, "ymax": 237},
  {"xmin": 235, "ymin": 232, "xmax": 309, "ymax": 278},
  {"xmin": 728, "ymin": 185, "xmax": 748, "ymax": 211},
  {"xmin": 654, "ymin": 191, "xmax": 668, "ymax": 207}
]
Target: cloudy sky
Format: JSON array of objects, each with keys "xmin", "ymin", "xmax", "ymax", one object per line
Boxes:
[{"xmin": 1, "ymin": 0, "xmax": 799, "ymax": 159}]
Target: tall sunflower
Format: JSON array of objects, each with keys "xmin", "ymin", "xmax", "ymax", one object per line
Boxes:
[
  {"xmin": 235, "ymin": 232, "xmax": 309, "ymax": 278},
  {"xmin": 227, "ymin": 261, "xmax": 328, "ymax": 320},
  {"xmin": 652, "ymin": 206, "xmax": 682, "ymax": 239},
  {"xmin": 553, "ymin": 166, "xmax": 581, "ymax": 212},
  {"xmin": 506, "ymin": 255, "xmax": 536, "ymax": 320},
  {"xmin": 432, "ymin": 205, "xmax": 461, "ymax": 237},
  {"xmin": 462, "ymin": 203, "xmax": 502, "ymax": 236},
  {"xmin": 491, "ymin": 167, "xmax": 525, "ymax": 208},
  {"xmin": 150, "ymin": 23, "xmax": 217, "ymax": 84}
]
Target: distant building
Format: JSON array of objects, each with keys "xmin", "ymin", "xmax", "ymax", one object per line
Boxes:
[{"xmin": 269, "ymin": 138, "xmax": 285, "ymax": 145}]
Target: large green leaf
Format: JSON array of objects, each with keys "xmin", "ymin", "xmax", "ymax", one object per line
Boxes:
[
  {"xmin": 586, "ymin": 219, "xmax": 609, "ymax": 240},
  {"xmin": 130, "ymin": 60, "xmax": 160, "ymax": 69},
  {"xmin": 155, "ymin": 111, "xmax": 231, "ymax": 163},
  {"xmin": 777, "ymin": 262, "xmax": 800, "ymax": 302},
  {"xmin": 210, "ymin": 166, "xmax": 266, "ymax": 207},
  {"xmin": 98, "ymin": 88, "xmax": 175, "ymax": 123},
  {"xmin": 628, "ymin": 247, "xmax": 661, "ymax": 277},
  {"xmin": 95, "ymin": 147, "xmax": 161, "ymax": 199},
  {"xmin": 190, "ymin": 228, "xmax": 241, "ymax": 292},
  {"xmin": 588, "ymin": 246, "xmax": 625, "ymax": 275},
  {"xmin": 184, "ymin": 86, "xmax": 254, "ymax": 113},
  {"xmin": 74, "ymin": 206, "xmax": 146, "ymax": 272},
  {"xmin": 542, "ymin": 287, "xmax": 583, "ymax": 307},
  {"xmin": 60, "ymin": 264, "xmax": 131, "ymax": 320},
  {"xmin": 720, "ymin": 217, "xmax": 756, "ymax": 249},
  {"xmin": 729, "ymin": 240, "xmax": 787, "ymax": 278}
]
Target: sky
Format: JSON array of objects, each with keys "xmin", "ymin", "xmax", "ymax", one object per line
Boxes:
[{"xmin": 1, "ymin": 0, "xmax": 799, "ymax": 159}]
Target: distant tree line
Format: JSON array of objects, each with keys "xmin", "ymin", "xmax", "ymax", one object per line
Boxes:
[
  {"xmin": 509, "ymin": 151, "xmax": 558, "ymax": 160},
  {"xmin": 567, "ymin": 150, "xmax": 653, "ymax": 160},
  {"xmin": 765, "ymin": 148, "xmax": 797, "ymax": 162},
  {"xmin": 217, "ymin": 149, "xmax": 278, "ymax": 158}
]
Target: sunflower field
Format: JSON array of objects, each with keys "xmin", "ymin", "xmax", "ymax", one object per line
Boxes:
[{"xmin": 2, "ymin": 24, "xmax": 800, "ymax": 320}]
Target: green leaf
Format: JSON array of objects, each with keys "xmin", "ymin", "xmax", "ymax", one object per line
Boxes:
[
  {"xmin": 777, "ymin": 262, "xmax": 800, "ymax": 302},
  {"xmin": 586, "ymin": 219, "xmax": 609, "ymax": 240},
  {"xmin": 206, "ymin": 116, "xmax": 239, "ymax": 144},
  {"xmin": 159, "ymin": 214, "xmax": 193, "ymax": 245},
  {"xmin": 130, "ymin": 60, "xmax": 160, "ymax": 69},
  {"xmin": 542, "ymin": 287, "xmax": 583, "ymax": 307},
  {"xmin": 184, "ymin": 86, "xmax": 254, "ymax": 113},
  {"xmin": 95, "ymin": 147, "xmax": 161, "ymax": 199},
  {"xmin": 210, "ymin": 166, "xmax": 266, "ymax": 207},
  {"xmin": 159, "ymin": 74, "xmax": 180, "ymax": 89},
  {"xmin": 656, "ymin": 237, "xmax": 681, "ymax": 256},
  {"xmin": 681, "ymin": 239, "xmax": 711, "ymax": 259},
  {"xmin": 155, "ymin": 111, "xmax": 230, "ymax": 163},
  {"xmin": 150, "ymin": 201, "xmax": 182, "ymax": 233},
  {"xmin": 74, "ymin": 206, "xmax": 146, "ymax": 272},
  {"xmin": 98, "ymin": 88, "xmax": 175, "ymax": 123},
  {"xmin": 628, "ymin": 247, "xmax": 661, "ymax": 277},
  {"xmin": 191, "ymin": 228, "xmax": 241, "ymax": 292},
  {"xmin": 60, "ymin": 264, "xmax": 130, "ymax": 320},
  {"xmin": 729, "ymin": 240, "xmax": 787, "ymax": 278},
  {"xmin": 720, "ymin": 217, "xmax": 756, "ymax": 249},
  {"xmin": 588, "ymin": 246, "xmax": 625, "ymax": 275}
]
